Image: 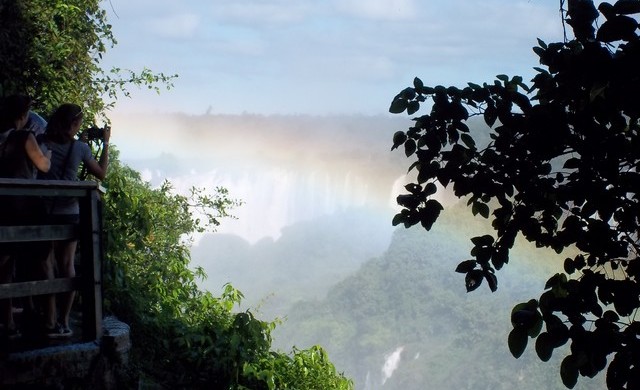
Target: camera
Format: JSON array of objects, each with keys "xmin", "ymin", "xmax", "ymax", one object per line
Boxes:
[{"xmin": 82, "ymin": 125, "xmax": 109, "ymax": 141}]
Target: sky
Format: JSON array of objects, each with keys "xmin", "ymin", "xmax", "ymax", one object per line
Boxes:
[{"xmin": 100, "ymin": 0, "xmax": 564, "ymax": 117}]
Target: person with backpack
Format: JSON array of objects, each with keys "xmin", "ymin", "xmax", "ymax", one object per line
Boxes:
[
  {"xmin": 38, "ymin": 103, "xmax": 110, "ymax": 338},
  {"xmin": 0, "ymin": 94, "xmax": 52, "ymax": 340}
]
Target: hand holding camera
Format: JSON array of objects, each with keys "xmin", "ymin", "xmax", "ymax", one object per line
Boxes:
[{"xmin": 80, "ymin": 125, "xmax": 111, "ymax": 145}]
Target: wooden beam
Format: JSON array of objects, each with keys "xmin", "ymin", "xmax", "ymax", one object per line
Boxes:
[
  {"xmin": 0, "ymin": 277, "xmax": 82, "ymax": 299},
  {"xmin": 0, "ymin": 224, "xmax": 77, "ymax": 242}
]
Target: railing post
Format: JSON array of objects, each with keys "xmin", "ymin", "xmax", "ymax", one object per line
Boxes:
[{"xmin": 78, "ymin": 187, "xmax": 103, "ymax": 341}]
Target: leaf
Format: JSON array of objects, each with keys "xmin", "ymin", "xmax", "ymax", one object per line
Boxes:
[
  {"xmin": 511, "ymin": 310, "xmax": 536, "ymax": 327},
  {"xmin": 564, "ymin": 257, "xmax": 575, "ymax": 274},
  {"xmin": 560, "ymin": 355, "xmax": 579, "ymax": 388},
  {"xmin": 460, "ymin": 133, "xmax": 476, "ymax": 149},
  {"xmin": 424, "ymin": 182, "xmax": 437, "ymax": 196},
  {"xmin": 389, "ymin": 98, "xmax": 407, "ymax": 114},
  {"xmin": 471, "ymin": 234, "xmax": 494, "ymax": 246},
  {"xmin": 596, "ymin": 15, "xmax": 639, "ymax": 42},
  {"xmin": 589, "ymin": 82, "xmax": 608, "ymax": 101},
  {"xmin": 413, "ymin": 77, "xmax": 424, "ymax": 90},
  {"xmin": 544, "ymin": 273, "xmax": 567, "ymax": 290},
  {"xmin": 508, "ymin": 327, "xmax": 528, "ymax": 359},
  {"xmin": 419, "ymin": 199, "xmax": 443, "ymax": 230},
  {"xmin": 391, "ymin": 131, "xmax": 407, "ymax": 150},
  {"xmin": 528, "ymin": 312, "xmax": 543, "ymax": 337},
  {"xmin": 563, "ymin": 157, "xmax": 580, "ymax": 169},
  {"xmin": 613, "ymin": 0, "xmax": 640, "ymax": 15},
  {"xmin": 602, "ymin": 310, "xmax": 619, "ymax": 322},
  {"xmin": 536, "ymin": 38, "xmax": 547, "ymax": 49},
  {"xmin": 496, "ymin": 74, "xmax": 509, "ymax": 82},
  {"xmin": 485, "ymin": 271, "xmax": 498, "ymax": 292},
  {"xmin": 407, "ymin": 100, "xmax": 420, "ymax": 115},
  {"xmin": 472, "ymin": 202, "xmax": 490, "ymax": 218},
  {"xmin": 483, "ymin": 106, "xmax": 497, "ymax": 127},
  {"xmin": 465, "ymin": 269, "xmax": 484, "ymax": 292},
  {"xmin": 404, "ymin": 139, "xmax": 417, "ymax": 157},
  {"xmin": 535, "ymin": 332, "xmax": 554, "ymax": 362},
  {"xmin": 391, "ymin": 213, "xmax": 405, "ymax": 226},
  {"xmin": 455, "ymin": 259, "xmax": 477, "ymax": 273}
]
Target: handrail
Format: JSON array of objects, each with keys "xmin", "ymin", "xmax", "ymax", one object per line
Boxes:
[{"xmin": 0, "ymin": 178, "xmax": 103, "ymax": 342}]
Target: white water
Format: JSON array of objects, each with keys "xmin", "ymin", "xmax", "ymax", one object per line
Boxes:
[{"xmin": 381, "ymin": 346, "xmax": 404, "ymax": 386}]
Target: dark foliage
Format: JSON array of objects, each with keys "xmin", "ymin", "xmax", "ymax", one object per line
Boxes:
[{"xmin": 388, "ymin": 1, "xmax": 640, "ymax": 388}]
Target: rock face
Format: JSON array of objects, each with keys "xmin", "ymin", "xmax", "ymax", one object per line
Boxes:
[{"xmin": 0, "ymin": 316, "xmax": 131, "ymax": 389}]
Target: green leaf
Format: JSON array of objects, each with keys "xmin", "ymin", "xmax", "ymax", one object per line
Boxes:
[
  {"xmin": 560, "ymin": 355, "xmax": 579, "ymax": 388},
  {"xmin": 508, "ymin": 327, "xmax": 528, "ymax": 359},
  {"xmin": 496, "ymin": 74, "xmax": 509, "ymax": 82}
]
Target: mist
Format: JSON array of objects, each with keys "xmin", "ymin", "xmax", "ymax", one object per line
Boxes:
[{"xmin": 115, "ymin": 112, "xmax": 604, "ymax": 389}]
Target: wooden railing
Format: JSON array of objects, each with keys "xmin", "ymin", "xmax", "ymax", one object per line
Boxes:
[{"xmin": 0, "ymin": 178, "xmax": 103, "ymax": 341}]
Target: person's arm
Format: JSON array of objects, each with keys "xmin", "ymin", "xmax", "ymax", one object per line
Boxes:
[
  {"xmin": 25, "ymin": 133, "xmax": 51, "ymax": 172},
  {"xmin": 84, "ymin": 127, "xmax": 110, "ymax": 180}
]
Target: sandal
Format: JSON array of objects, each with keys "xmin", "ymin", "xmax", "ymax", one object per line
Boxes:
[{"xmin": 46, "ymin": 323, "xmax": 73, "ymax": 339}]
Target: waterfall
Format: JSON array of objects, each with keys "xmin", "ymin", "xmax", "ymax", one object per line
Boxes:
[
  {"xmin": 381, "ymin": 346, "xmax": 404, "ymax": 386},
  {"xmin": 139, "ymin": 161, "xmax": 397, "ymax": 244}
]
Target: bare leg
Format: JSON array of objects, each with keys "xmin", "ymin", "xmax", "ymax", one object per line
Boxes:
[
  {"xmin": 55, "ymin": 240, "xmax": 77, "ymax": 329},
  {"xmin": 41, "ymin": 249, "xmax": 57, "ymax": 329}
]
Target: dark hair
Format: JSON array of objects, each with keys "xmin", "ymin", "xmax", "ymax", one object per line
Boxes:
[
  {"xmin": 46, "ymin": 103, "xmax": 83, "ymax": 143},
  {"xmin": 0, "ymin": 94, "xmax": 32, "ymax": 133}
]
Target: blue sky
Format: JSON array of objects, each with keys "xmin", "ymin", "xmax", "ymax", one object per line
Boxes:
[{"xmin": 100, "ymin": 0, "xmax": 564, "ymax": 116}]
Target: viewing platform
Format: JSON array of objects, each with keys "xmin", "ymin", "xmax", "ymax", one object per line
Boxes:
[{"xmin": 0, "ymin": 178, "xmax": 130, "ymax": 389}]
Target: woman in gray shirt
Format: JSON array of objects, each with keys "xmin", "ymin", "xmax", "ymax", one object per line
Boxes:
[{"xmin": 39, "ymin": 103, "xmax": 110, "ymax": 337}]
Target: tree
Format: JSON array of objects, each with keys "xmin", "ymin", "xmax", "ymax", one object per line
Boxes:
[
  {"xmin": 388, "ymin": 0, "xmax": 639, "ymax": 388},
  {"xmin": 102, "ymin": 153, "xmax": 353, "ymax": 389},
  {"xmin": 0, "ymin": 0, "xmax": 176, "ymax": 121}
]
